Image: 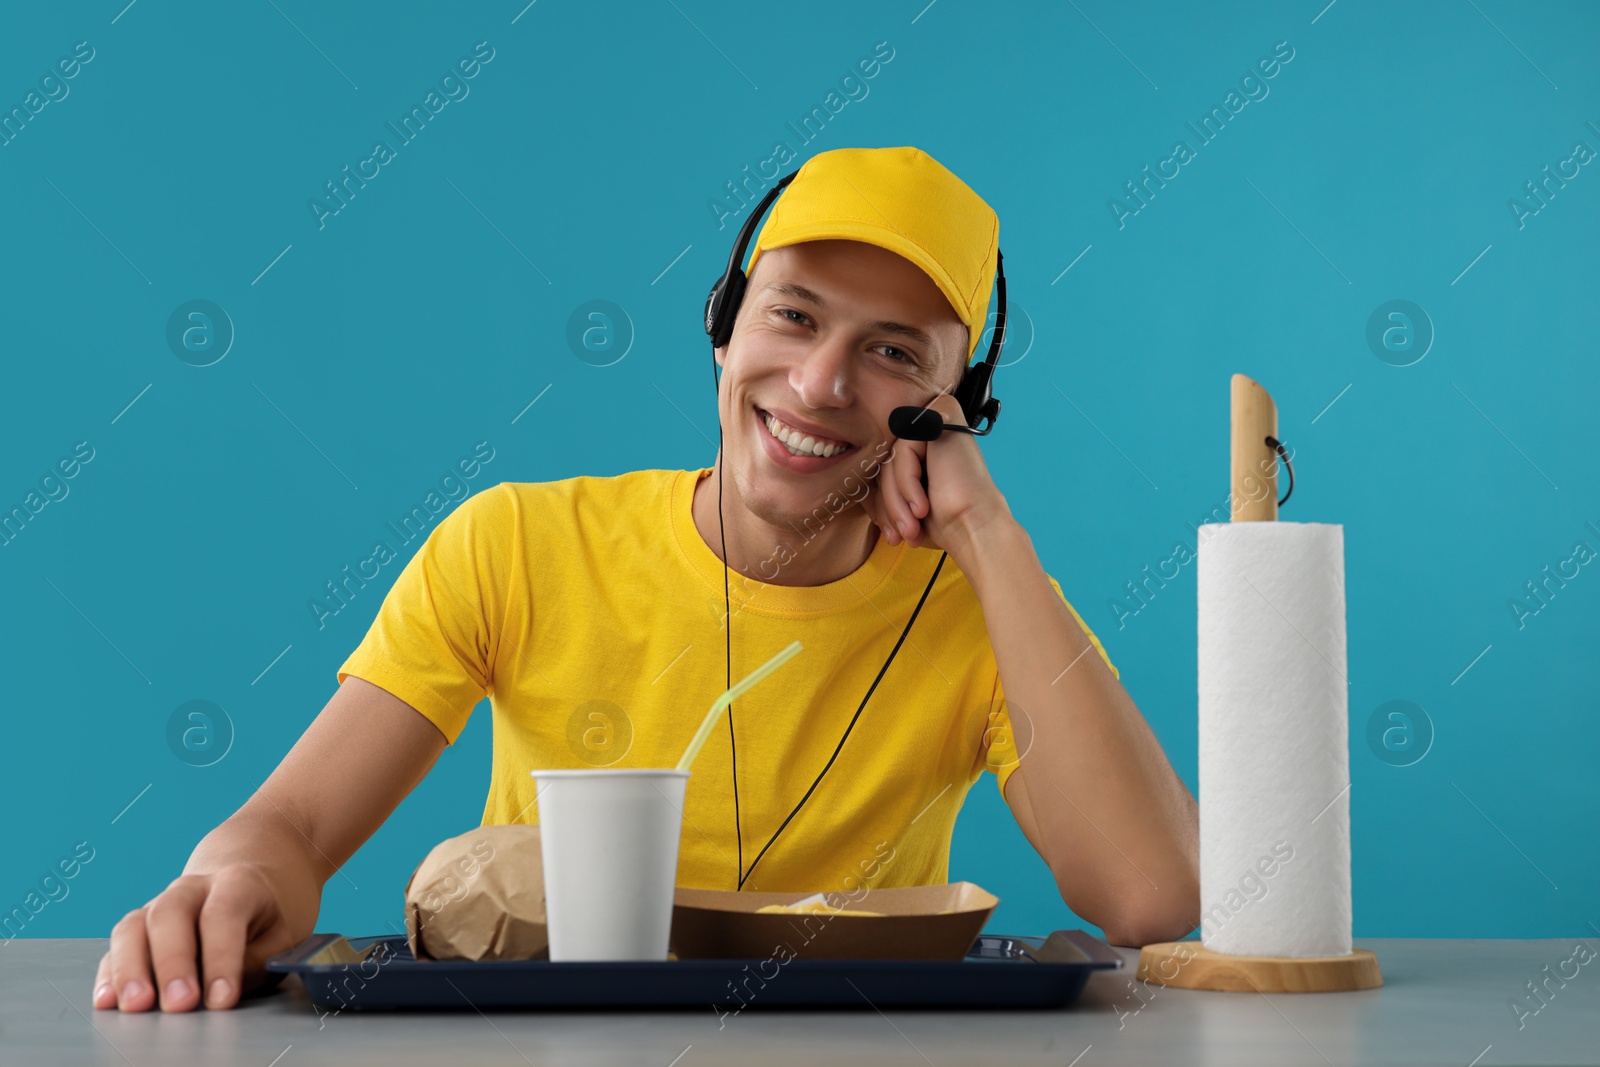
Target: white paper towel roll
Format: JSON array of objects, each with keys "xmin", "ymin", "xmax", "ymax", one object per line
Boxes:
[{"xmin": 1197, "ymin": 521, "xmax": 1351, "ymax": 957}]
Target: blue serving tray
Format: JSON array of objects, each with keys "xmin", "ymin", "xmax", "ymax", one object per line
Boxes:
[{"xmin": 267, "ymin": 930, "xmax": 1123, "ymax": 1011}]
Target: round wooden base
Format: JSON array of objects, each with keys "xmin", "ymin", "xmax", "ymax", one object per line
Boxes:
[{"xmin": 1136, "ymin": 941, "xmax": 1383, "ymax": 993}]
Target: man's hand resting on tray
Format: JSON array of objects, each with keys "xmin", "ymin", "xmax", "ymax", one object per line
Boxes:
[
  {"xmin": 93, "ymin": 866, "xmax": 305, "ymax": 1012},
  {"xmin": 91, "ymin": 676, "xmax": 449, "ymax": 1011}
]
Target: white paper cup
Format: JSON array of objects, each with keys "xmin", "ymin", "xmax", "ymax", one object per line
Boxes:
[{"xmin": 528, "ymin": 768, "xmax": 689, "ymax": 962}]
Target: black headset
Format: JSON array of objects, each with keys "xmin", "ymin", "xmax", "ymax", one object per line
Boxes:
[{"xmin": 701, "ymin": 165, "xmax": 1009, "ymax": 889}]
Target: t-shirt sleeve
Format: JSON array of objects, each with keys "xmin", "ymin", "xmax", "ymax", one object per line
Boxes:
[
  {"xmin": 336, "ymin": 482, "xmax": 516, "ymax": 745},
  {"xmin": 978, "ymin": 574, "xmax": 1119, "ymax": 798}
]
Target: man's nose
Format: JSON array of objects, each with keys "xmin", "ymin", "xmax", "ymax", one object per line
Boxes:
[{"xmin": 789, "ymin": 336, "xmax": 853, "ymax": 409}]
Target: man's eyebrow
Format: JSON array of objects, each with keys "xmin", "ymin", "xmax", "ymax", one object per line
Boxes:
[
  {"xmin": 865, "ymin": 319, "xmax": 934, "ymax": 347},
  {"xmin": 761, "ymin": 282, "xmax": 936, "ymax": 348},
  {"xmin": 761, "ymin": 282, "xmax": 826, "ymax": 306}
]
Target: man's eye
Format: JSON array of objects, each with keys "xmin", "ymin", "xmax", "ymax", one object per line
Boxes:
[
  {"xmin": 878, "ymin": 345, "xmax": 913, "ymax": 364},
  {"xmin": 777, "ymin": 308, "xmax": 809, "ymax": 325}
]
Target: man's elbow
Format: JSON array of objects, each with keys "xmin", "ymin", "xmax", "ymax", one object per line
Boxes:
[
  {"xmin": 1099, "ymin": 907, "xmax": 1196, "ymax": 948},
  {"xmin": 1067, "ymin": 878, "xmax": 1199, "ymax": 948}
]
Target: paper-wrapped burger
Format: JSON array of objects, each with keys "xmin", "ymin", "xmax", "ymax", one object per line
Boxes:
[{"xmin": 404, "ymin": 824, "xmax": 548, "ymax": 961}]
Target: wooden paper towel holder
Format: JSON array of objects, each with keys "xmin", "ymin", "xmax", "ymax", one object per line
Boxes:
[
  {"xmin": 1136, "ymin": 373, "xmax": 1382, "ymax": 994},
  {"xmin": 1136, "ymin": 940, "xmax": 1383, "ymax": 993}
]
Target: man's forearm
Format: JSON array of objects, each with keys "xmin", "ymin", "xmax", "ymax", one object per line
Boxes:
[{"xmin": 959, "ymin": 515, "xmax": 1199, "ymax": 944}]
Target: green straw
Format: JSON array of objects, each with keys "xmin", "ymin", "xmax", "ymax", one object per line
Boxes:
[{"xmin": 676, "ymin": 640, "xmax": 803, "ymax": 773}]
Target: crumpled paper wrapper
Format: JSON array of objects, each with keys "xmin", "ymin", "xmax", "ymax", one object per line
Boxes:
[{"xmin": 403, "ymin": 824, "xmax": 548, "ymax": 961}]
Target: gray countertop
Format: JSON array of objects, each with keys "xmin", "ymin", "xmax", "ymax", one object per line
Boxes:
[{"xmin": 4, "ymin": 936, "xmax": 1597, "ymax": 1066}]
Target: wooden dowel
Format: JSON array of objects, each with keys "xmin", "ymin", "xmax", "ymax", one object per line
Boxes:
[{"xmin": 1230, "ymin": 373, "xmax": 1279, "ymax": 523}]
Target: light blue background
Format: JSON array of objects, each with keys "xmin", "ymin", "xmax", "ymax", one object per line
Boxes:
[{"xmin": 2, "ymin": 0, "xmax": 1595, "ymax": 944}]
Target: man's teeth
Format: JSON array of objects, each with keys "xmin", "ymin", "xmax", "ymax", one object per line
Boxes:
[{"xmin": 764, "ymin": 413, "xmax": 847, "ymax": 458}]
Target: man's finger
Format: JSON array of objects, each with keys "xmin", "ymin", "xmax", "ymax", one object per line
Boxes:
[
  {"xmin": 860, "ymin": 480, "xmax": 891, "ymax": 541},
  {"xmin": 91, "ymin": 951, "xmax": 116, "ymax": 1010},
  {"xmin": 197, "ymin": 868, "xmax": 263, "ymax": 1010},
  {"xmin": 889, "ymin": 448, "xmax": 924, "ymax": 542},
  {"xmin": 107, "ymin": 908, "xmax": 156, "ymax": 1012},
  {"xmin": 896, "ymin": 443, "xmax": 928, "ymax": 521},
  {"xmin": 876, "ymin": 456, "xmax": 907, "ymax": 545},
  {"xmin": 883, "ymin": 454, "xmax": 921, "ymax": 547},
  {"xmin": 144, "ymin": 878, "xmax": 208, "ymax": 1012}
]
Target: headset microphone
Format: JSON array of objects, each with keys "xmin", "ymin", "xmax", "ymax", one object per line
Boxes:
[{"xmin": 888, "ymin": 406, "xmax": 979, "ymax": 441}]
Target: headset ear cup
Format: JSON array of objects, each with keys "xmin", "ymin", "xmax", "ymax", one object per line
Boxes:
[
  {"xmin": 953, "ymin": 250, "xmax": 1005, "ymax": 430},
  {"xmin": 704, "ymin": 280, "xmax": 722, "ymax": 338},
  {"xmin": 712, "ymin": 272, "xmax": 747, "ymax": 349},
  {"xmin": 954, "ymin": 360, "xmax": 996, "ymax": 429}
]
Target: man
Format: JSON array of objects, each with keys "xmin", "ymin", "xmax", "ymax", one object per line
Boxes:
[{"xmin": 93, "ymin": 146, "xmax": 1197, "ymax": 1013}]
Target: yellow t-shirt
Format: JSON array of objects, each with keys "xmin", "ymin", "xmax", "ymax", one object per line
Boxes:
[{"xmin": 337, "ymin": 468, "xmax": 1116, "ymax": 894}]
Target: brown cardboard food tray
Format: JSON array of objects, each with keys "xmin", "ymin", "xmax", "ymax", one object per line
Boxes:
[{"xmin": 669, "ymin": 881, "xmax": 999, "ymax": 961}]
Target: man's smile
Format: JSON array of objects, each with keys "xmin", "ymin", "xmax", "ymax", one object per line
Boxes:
[{"xmin": 753, "ymin": 405, "xmax": 858, "ymax": 468}]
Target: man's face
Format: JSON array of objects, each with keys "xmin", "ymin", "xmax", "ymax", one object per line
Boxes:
[{"xmin": 714, "ymin": 238, "xmax": 970, "ymax": 534}]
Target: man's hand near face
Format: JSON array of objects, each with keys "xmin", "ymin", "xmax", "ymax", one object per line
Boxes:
[{"xmin": 861, "ymin": 391, "xmax": 1011, "ymax": 567}]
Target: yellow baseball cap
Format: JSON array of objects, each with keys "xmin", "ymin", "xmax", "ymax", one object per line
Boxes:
[{"xmin": 745, "ymin": 146, "xmax": 999, "ymax": 362}]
